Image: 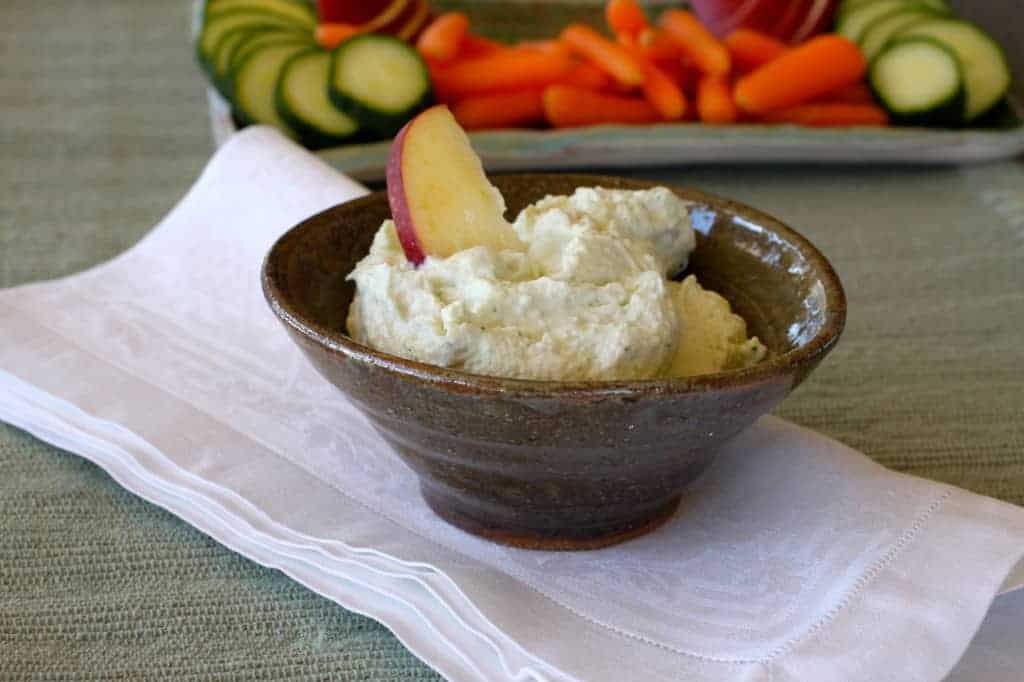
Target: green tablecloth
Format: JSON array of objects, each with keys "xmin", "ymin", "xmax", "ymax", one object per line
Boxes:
[{"xmin": 2, "ymin": 1, "xmax": 1022, "ymax": 679}]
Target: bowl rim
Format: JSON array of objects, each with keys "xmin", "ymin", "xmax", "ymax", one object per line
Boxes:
[{"xmin": 262, "ymin": 173, "xmax": 846, "ymax": 398}]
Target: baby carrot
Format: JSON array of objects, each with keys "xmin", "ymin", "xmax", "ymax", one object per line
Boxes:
[
  {"xmin": 642, "ymin": 60, "xmax": 688, "ymax": 120},
  {"xmin": 451, "ymin": 90, "xmax": 546, "ymax": 130},
  {"xmin": 518, "ymin": 39, "xmax": 572, "ymax": 59},
  {"xmin": 606, "ymin": 0, "xmax": 649, "ymax": 39},
  {"xmin": 543, "ymin": 85, "xmax": 660, "ymax": 127},
  {"xmin": 458, "ymin": 34, "xmax": 506, "ymax": 59},
  {"xmin": 562, "ymin": 61, "xmax": 613, "ymax": 91},
  {"xmin": 822, "ymin": 82, "xmax": 876, "ymax": 104},
  {"xmin": 635, "ymin": 28, "xmax": 680, "ymax": 62},
  {"xmin": 724, "ymin": 29, "xmax": 787, "ymax": 72},
  {"xmin": 621, "ymin": 42, "xmax": 687, "ymax": 120},
  {"xmin": 734, "ymin": 35, "xmax": 867, "ymax": 115},
  {"xmin": 560, "ymin": 23, "xmax": 644, "ymax": 87},
  {"xmin": 315, "ymin": 23, "xmax": 360, "ymax": 49},
  {"xmin": 427, "ymin": 62, "xmax": 453, "ymax": 102},
  {"xmin": 659, "ymin": 9, "xmax": 730, "ymax": 77},
  {"xmin": 759, "ymin": 102, "xmax": 889, "ymax": 127},
  {"xmin": 696, "ymin": 75, "xmax": 738, "ymax": 124},
  {"xmin": 431, "ymin": 49, "xmax": 575, "ymax": 98},
  {"xmin": 416, "ymin": 12, "xmax": 470, "ymax": 64},
  {"xmin": 655, "ymin": 58, "xmax": 693, "ymax": 93}
]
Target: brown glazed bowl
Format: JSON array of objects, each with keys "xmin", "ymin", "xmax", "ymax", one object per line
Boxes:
[{"xmin": 262, "ymin": 174, "xmax": 845, "ymax": 550}]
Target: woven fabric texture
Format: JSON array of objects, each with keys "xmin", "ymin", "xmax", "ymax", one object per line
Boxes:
[{"xmin": 1, "ymin": 0, "xmax": 1021, "ymax": 679}]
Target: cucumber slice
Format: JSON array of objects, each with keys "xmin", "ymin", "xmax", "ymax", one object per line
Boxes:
[
  {"xmin": 232, "ymin": 42, "xmax": 310, "ymax": 137},
  {"xmin": 837, "ymin": 0, "xmax": 946, "ymax": 22},
  {"xmin": 197, "ymin": 10, "xmax": 305, "ymax": 69},
  {"xmin": 226, "ymin": 32, "xmax": 312, "ymax": 95},
  {"xmin": 838, "ymin": 0, "xmax": 933, "ymax": 43},
  {"xmin": 229, "ymin": 32, "xmax": 312, "ymax": 74},
  {"xmin": 276, "ymin": 50, "xmax": 362, "ymax": 148},
  {"xmin": 859, "ymin": 7, "xmax": 939, "ymax": 60},
  {"xmin": 329, "ymin": 35, "xmax": 432, "ymax": 136},
  {"xmin": 897, "ymin": 18, "xmax": 1012, "ymax": 120},
  {"xmin": 205, "ymin": 0, "xmax": 315, "ymax": 28},
  {"xmin": 870, "ymin": 36, "xmax": 964, "ymax": 125},
  {"xmin": 210, "ymin": 26, "xmax": 266, "ymax": 93}
]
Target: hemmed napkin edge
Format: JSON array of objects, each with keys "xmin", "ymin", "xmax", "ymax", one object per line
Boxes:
[
  {"xmin": 763, "ymin": 481, "xmax": 1024, "ymax": 682},
  {"xmin": 0, "ymin": 372, "xmax": 574, "ymax": 682}
]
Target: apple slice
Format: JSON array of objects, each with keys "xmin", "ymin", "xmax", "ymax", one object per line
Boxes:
[
  {"xmin": 361, "ymin": 0, "xmax": 413, "ymax": 33},
  {"xmin": 317, "ymin": 0, "xmax": 402, "ymax": 25},
  {"xmin": 394, "ymin": 0, "xmax": 432, "ymax": 41},
  {"xmin": 386, "ymin": 105, "xmax": 523, "ymax": 265}
]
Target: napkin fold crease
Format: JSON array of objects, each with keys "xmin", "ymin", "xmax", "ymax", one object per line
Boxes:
[{"xmin": 1, "ymin": 127, "xmax": 1022, "ymax": 682}]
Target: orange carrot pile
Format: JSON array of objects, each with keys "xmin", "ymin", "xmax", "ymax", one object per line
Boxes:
[
  {"xmin": 606, "ymin": 0, "xmax": 648, "ymax": 39},
  {"xmin": 416, "ymin": 12, "xmax": 469, "ymax": 63},
  {"xmin": 563, "ymin": 61, "xmax": 613, "ymax": 91},
  {"xmin": 827, "ymin": 82, "xmax": 876, "ymax": 104},
  {"xmin": 560, "ymin": 24, "xmax": 644, "ymax": 87},
  {"xmin": 734, "ymin": 35, "xmax": 867, "ymax": 115},
  {"xmin": 452, "ymin": 90, "xmax": 545, "ymax": 130},
  {"xmin": 633, "ymin": 28, "xmax": 680, "ymax": 62},
  {"xmin": 619, "ymin": 41, "xmax": 685, "ymax": 120},
  {"xmin": 759, "ymin": 103, "xmax": 889, "ymax": 127},
  {"xmin": 457, "ymin": 34, "xmax": 505, "ymax": 59},
  {"xmin": 639, "ymin": 59, "xmax": 687, "ymax": 120},
  {"xmin": 518, "ymin": 39, "xmax": 571, "ymax": 58},
  {"xmin": 697, "ymin": 76, "xmax": 738, "ymax": 124},
  {"xmin": 659, "ymin": 10, "xmax": 730, "ymax": 77},
  {"xmin": 408, "ymin": 2, "xmax": 884, "ymax": 131},
  {"xmin": 543, "ymin": 85, "xmax": 660, "ymax": 127},
  {"xmin": 431, "ymin": 48, "xmax": 575, "ymax": 99},
  {"xmin": 724, "ymin": 29, "xmax": 787, "ymax": 73}
]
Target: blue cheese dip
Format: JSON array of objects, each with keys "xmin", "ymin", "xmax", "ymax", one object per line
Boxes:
[{"xmin": 347, "ymin": 186, "xmax": 766, "ymax": 380}]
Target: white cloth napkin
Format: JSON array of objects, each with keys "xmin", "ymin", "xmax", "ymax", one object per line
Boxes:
[{"xmin": 1, "ymin": 126, "xmax": 1022, "ymax": 682}]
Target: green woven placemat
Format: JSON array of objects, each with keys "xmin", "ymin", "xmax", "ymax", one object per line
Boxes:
[
  {"xmin": 1, "ymin": 1, "xmax": 441, "ymax": 678},
  {"xmin": 1, "ymin": 0, "xmax": 1022, "ymax": 679}
]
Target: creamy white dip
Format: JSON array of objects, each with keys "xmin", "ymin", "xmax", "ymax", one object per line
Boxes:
[{"xmin": 347, "ymin": 187, "xmax": 766, "ymax": 381}]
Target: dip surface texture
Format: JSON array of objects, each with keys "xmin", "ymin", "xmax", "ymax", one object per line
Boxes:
[{"xmin": 347, "ymin": 187, "xmax": 766, "ymax": 380}]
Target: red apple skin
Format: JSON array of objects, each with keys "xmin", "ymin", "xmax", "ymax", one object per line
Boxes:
[
  {"xmin": 690, "ymin": 0, "xmax": 838, "ymax": 43},
  {"xmin": 378, "ymin": 0, "xmax": 418, "ymax": 34},
  {"xmin": 363, "ymin": 0, "xmax": 413, "ymax": 34},
  {"xmin": 316, "ymin": 0, "xmax": 391, "ymax": 24},
  {"xmin": 394, "ymin": 0, "xmax": 433, "ymax": 42},
  {"xmin": 386, "ymin": 116, "xmax": 428, "ymax": 265}
]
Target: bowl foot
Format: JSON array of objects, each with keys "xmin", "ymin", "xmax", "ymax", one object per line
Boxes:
[{"xmin": 420, "ymin": 484, "xmax": 681, "ymax": 551}]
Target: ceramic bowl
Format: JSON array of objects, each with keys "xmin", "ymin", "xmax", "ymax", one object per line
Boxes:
[{"xmin": 262, "ymin": 174, "xmax": 845, "ymax": 550}]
